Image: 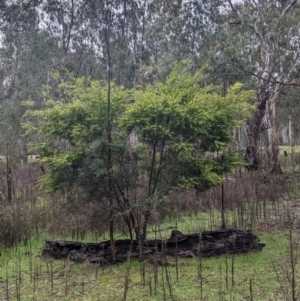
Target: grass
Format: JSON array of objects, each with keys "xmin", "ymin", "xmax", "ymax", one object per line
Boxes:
[
  {"xmin": 0, "ymin": 193, "xmax": 296, "ymax": 301},
  {"xmin": 279, "ymin": 145, "xmax": 300, "ymax": 173},
  {"xmin": 0, "ymin": 218, "xmax": 295, "ymax": 301},
  {"xmin": 2, "ymin": 146, "xmax": 300, "ymax": 300}
]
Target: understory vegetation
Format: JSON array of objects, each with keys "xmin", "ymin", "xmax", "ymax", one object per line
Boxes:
[{"xmin": 1, "ymin": 148, "xmax": 300, "ymax": 300}]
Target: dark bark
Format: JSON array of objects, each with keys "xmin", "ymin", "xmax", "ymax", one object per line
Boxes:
[{"xmin": 244, "ymin": 87, "xmax": 269, "ymax": 170}]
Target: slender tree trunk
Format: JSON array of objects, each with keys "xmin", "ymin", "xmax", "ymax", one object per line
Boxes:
[
  {"xmin": 7, "ymin": 155, "xmax": 12, "ymax": 202},
  {"xmin": 221, "ymin": 183, "xmax": 226, "ymax": 229},
  {"xmin": 281, "ymin": 125, "xmax": 288, "ymax": 145},
  {"xmin": 141, "ymin": 210, "xmax": 150, "ymax": 243},
  {"xmin": 289, "ymin": 115, "xmax": 293, "ymax": 146},
  {"xmin": 267, "ymin": 96, "xmax": 282, "ymax": 174},
  {"xmin": 105, "ymin": 11, "xmax": 116, "ymax": 263}
]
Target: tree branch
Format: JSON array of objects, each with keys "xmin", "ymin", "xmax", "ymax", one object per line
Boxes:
[
  {"xmin": 280, "ymin": 0, "xmax": 297, "ymax": 18},
  {"xmin": 227, "ymin": 0, "xmax": 241, "ymax": 24},
  {"xmin": 227, "ymin": 61, "xmax": 300, "ymax": 88},
  {"xmin": 227, "ymin": 0, "xmax": 236, "ymax": 12}
]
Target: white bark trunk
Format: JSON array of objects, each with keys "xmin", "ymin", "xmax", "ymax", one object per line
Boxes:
[
  {"xmin": 281, "ymin": 125, "xmax": 289, "ymax": 145},
  {"xmin": 289, "ymin": 115, "xmax": 293, "ymax": 146},
  {"xmin": 266, "ymin": 92, "xmax": 282, "ymax": 174}
]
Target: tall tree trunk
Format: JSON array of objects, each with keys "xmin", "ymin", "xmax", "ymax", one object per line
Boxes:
[
  {"xmin": 245, "ymin": 80, "xmax": 283, "ymax": 174},
  {"xmin": 105, "ymin": 11, "xmax": 116, "ymax": 263},
  {"xmin": 244, "ymin": 87, "xmax": 269, "ymax": 170},
  {"xmin": 267, "ymin": 96, "xmax": 282, "ymax": 174}
]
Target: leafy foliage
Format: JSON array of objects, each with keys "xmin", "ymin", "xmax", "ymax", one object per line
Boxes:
[
  {"xmin": 23, "ymin": 64, "xmax": 254, "ymax": 240},
  {"xmin": 24, "ymin": 75, "xmax": 130, "ymax": 195},
  {"xmin": 121, "ymin": 64, "xmax": 255, "ymax": 193}
]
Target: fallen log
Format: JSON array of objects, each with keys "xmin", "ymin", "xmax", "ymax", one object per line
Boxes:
[{"xmin": 42, "ymin": 229, "xmax": 265, "ymax": 265}]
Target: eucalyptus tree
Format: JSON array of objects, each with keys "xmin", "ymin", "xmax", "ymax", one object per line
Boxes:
[
  {"xmin": 80, "ymin": 0, "xmax": 148, "ymax": 87},
  {"xmin": 140, "ymin": 0, "xmax": 223, "ymax": 83},
  {"xmin": 215, "ymin": 0, "xmax": 300, "ymax": 173},
  {"xmin": 0, "ymin": 0, "xmax": 44, "ymax": 200},
  {"xmin": 39, "ymin": 0, "xmax": 101, "ymax": 78}
]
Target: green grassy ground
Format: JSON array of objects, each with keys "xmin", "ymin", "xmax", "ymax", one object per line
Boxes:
[
  {"xmin": 279, "ymin": 145, "xmax": 300, "ymax": 173},
  {"xmin": 0, "ymin": 221, "xmax": 295, "ymax": 301},
  {"xmin": 1, "ymin": 146, "xmax": 300, "ymax": 300}
]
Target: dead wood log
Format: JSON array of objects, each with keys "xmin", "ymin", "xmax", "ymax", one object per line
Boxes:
[{"xmin": 42, "ymin": 229, "xmax": 265, "ymax": 265}]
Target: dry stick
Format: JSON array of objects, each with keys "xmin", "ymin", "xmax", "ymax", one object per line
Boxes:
[
  {"xmin": 139, "ymin": 226, "xmax": 146, "ymax": 288},
  {"xmin": 81, "ymin": 281, "xmax": 85, "ymax": 296},
  {"xmin": 96, "ymin": 265, "xmax": 101, "ymax": 301},
  {"xmin": 225, "ymin": 253, "xmax": 229, "ymax": 292},
  {"xmin": 231, "ymin": 251, "xmax": 235, "ymax": 287},
  {"xmin": 209, "ymin": 208, "xmax": 213, "ymax": 231},
  {"xmin": 15, "ymin": 276, "xmax": 20, "ymax": 301},
  {"xmin": 197, "ymin": 232, "xmax": 203, "ymax": 300},
  {"xmin": 16, "ymin": 251, "xmax": 21, "ymax": 301},
  {"xmin": 32, "ymin": 257, "xmax": 36, "ymax": 301},
  {"xmin": 258, "ymin": 192, "xmax": 262, "ymax": 226},
  {"xmin": 175, "ymin": 235, "xmax": 179, "ymax": 282},
  {"xmin": 95, "ymin": 263, "xmax": 98, "ymax": 281},
  {"xmin": 165, "ymin": 260, "xmax": 173, "ymax": 300},
  {"xmin": 249, "ymin": 197, "xmax": 253, "ymax": 230},
  {"xmin": 35, "ymin": 256, "xmax": 40, "ymax": 280},
  {"xmin": 153, "ymin": 226, "xmax": 159, "ymax": 295},
  {"xmin": 161, "ymin": 265, "xmax": 166, "ymax": 301},
  {"xmin": 14, "ymin": 256, "xmax": 19, "ymax": 301},
  {"xmin": 50, "ymin": 260, "xmax": 54, "ymax": 296},
  {"xmin": 249, "ymin": 278, "xmax": 253, "ymax": 301},
  {"xmin": 221, "ymin": 182, "xmax": 226, "ymax": 229},
  {"xmin": 140, "ymin": 259, "xmax": 146, "ymax": 287},
  {"xmin": 218, "ymin": 262, "xmax": 223, "ymax": 301},
  {"xmin": 64, "ymin": 262, "xmax": 68, "ymax": 296},
  {"xmin": 233, "ymin": 208, "xmax": 237, "ymax": 229},
  {"xmin": 154, "ymin": 255, "xmax": 158, "ymax": 295},
  {"xmin": 148, "ymin": 276, "xmax": 152, "ymax": 296},
  {"xmin": 159, "ymin": 228, "xmax": 167, "ymax": 301},
  {"xmin": 6, "ymin": 260, "xmax": 10, "ymax": 301},
  {"xmin": 18, "ymin": 250, "xmax": 22, "ymax": 284},
  {"xmin": 154, "ymin": 259, "xmax": 158, "ymax": 296},
  {"xmin": 122, "ymin": 245, "xmax": 133, "ymax": 301},
  {"xmin": 29, "ymin": 249, "xmax": 33, "ymax": 283}
]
